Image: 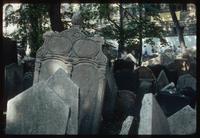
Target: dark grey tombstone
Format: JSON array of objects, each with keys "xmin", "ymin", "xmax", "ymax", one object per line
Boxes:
[
  {"xmin": 23, "ymin": 71, "xmax": 33, "ymax": 90},
  {"xmin": 47, "ymin": 69, "xmax": 79, "ymax": 134},
  {"xmin": 6, "ymin": 81, "xmax": 70, "ymax": 134},
  {"xmin": 168, "ymin": 105, "xmax": 196, "ymax": 134},
  {"xmin": 102, "ymin": 66, "xmax": 118, "ymax": 121},
  {"xmin": 119, "ymin": 116, "xmax": 134, "ymax": 135},
  {"xmin": 33, "ymin": 14, "xmax": 107, "ymax": 134},
  {"xmin": 5, "ymin": 63, "xmax": 23, "ymax": 100},
  {"xmin": 138, "ymin": 93, "xmax": 170, "ymax": 134},
  {"xmin": 176, "ymin": 74, "xmax": 196, "ymax": 91},
  {"xmin": 157, "ymin": 70, "xmax": 169, "ymax": 91}
]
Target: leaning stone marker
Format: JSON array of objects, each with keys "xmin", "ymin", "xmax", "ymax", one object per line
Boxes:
[
  {"xmin": 157, "ymin": 70, "xmax": 169, "ymax": 91},
  {"xmin": 168, "ymin": 105, "xmax": 196, "ymax": 135},
  {"xmin": 138, "ymin": 93, "xmax": 170, "ymax": 134},
  {"xmin": 176, "ymin": 74, "xmax": 196, "ymax": 91},
  {"xmin": 119, "ymin": 116, "xmax": 134, "ymax": 135},
  {"xmin": 47, "ymin": 69, "xmax": 79, "ymax": 134},
  {"xmin": 6, "ymin": 81, "xmax": 70, "ymax": 134}
]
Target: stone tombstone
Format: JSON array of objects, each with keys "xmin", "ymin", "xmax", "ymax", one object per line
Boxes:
[
  {"xmin": 138, "ymin": 93, "xmax": 170, "ymax": 135},
  {"xmin": 168, "ymin": 105, "xmax": 196, "ymax": 134},
  {"xmin": 137, "ymin": 66, "xmax": 156, "ymax": 82},
  {"xmin": 157, "ymin": 70, "xmax": 169, "ymax": 91},
  {"xmin": 33, "ymin": 12, "xmax": 108, "ymax": 134},
  {"xmin": 102, "ymin": 66, "xmax": 118, "ymax": 121},
  {"xmin": 119, "ymin": 116, "xmax": 134, "ymax": 135},
  {"xmin": 161, "ymin": 49, "xmax": 175, "ymax": 65},
  {"xmin": 23, "ymin": 71, "xmax": 33, "ymax": 90},
  {"xmin": 5, "ymin": 63, "xmax": 23, "ymax": 100},
  {"xmin": 46, "ymin": 69, "xmax": 79, "ymax": 134},
  {"xmin": 176, "ymin": 74, "xmax": 196, "ymax": 91},
  {"xmin": 6, "ymin": 81, "xmax": 70, "ymax": 134}
]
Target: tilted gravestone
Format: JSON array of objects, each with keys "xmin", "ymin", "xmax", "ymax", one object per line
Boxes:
[
  {"xmin": 157, "ymin": 70, "xmax": 169, "ymax": 91},
  {"xmin": 119, "ymin": 116, "xmax": 134, "ymax": 135},
  {"xmin": 6, "ymin": 81, "xmax": 70, "ymax": 134},
  {"xmin": 33, "ymin": 13, "xmax": 107, "ymax": 134},
  {"xmin": 46, "ymin": 69, "xmax": 79, "ymax": 134},
  {"xmin": 168, "ymin": 105, "xmax": 196, "ymax": 134},
  {"xmin": 138, "ymin": 93, "xmax": 170, "ymax": 134},
  {"xmin": 176, "ymin": 74, "xmax": 196, "ymax": 91},
  {"xmin": 5, "ymin": 63, "xmax": 23, "ymax": 100}
]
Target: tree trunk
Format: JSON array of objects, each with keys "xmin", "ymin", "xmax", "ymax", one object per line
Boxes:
[
  {"xmin": 48, "ymin": 1, "xmax": 64, "ymax": 32},
  {"xmin": 138, "ymin": 4, "xmax": 143, "ymax": 66},
  {"xmin": 169, "ymin": 4, "xmax": 186, "ymax": 49},
  {"xmin": 118, "ymin": 3, "xmax": 125, "ymax": 58}
]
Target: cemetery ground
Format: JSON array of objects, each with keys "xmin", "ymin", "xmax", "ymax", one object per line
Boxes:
[{"xmin": 2, "ymin": 12, "xmax": 197, "ymax": 135}]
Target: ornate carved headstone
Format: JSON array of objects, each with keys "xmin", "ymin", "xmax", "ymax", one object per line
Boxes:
[
  {"xmin": 138, "ymin": 93, "xmax": 170, "ymax": 134},
  {"xmin": 6, "ymin": 81, "xmax": 70, "ymax": 134},
  {"xmin": 33, "ymin": 12, "xmax": 108, "ymax": 134}
]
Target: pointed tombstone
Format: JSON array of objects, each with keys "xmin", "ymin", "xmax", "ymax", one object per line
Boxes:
[
  {"xmin": 168, "ymin": 105, "xmax": 196, "ymax": 134},
  {"xmin": 138, "ymin": 93, "xmax": 170, "ymax": 134},
  {"xmin": 176, "ymin": 74, "xmax": 196, "ymax": 91},
  {"xmin": 157, "ymin": 70, "xmax": 169, "ymax": 91},
  {"xmin": 46, "ymin": 68, "xmax": 79, "ymax": 134},
  {"xmin": 119, "ymin": 116, "xmax": 134, "ymax": 135},
  {"xmin": 6, "ymin": 81, "xmax": 70, "ymax": 134}
]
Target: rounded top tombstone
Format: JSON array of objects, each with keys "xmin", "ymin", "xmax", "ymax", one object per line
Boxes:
[{"xmin": 72, "ymin": 11, "xmax": 83, "ymax": 26}]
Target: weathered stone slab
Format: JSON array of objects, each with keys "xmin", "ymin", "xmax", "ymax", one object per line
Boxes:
[
  {"xmin": 23, "ymin": 71, "xmax": 33, "ymax": 90},
  {"xmin": 168, "ymin": 105, "xmax": 196, "ymax": 134},
  {"xmin": 157, "ymin": 70, "xmax": 169, "ymax": 91},
  {"xmin": 138, "ymin": 93, "xmax": 170, "ymax": 134},
  {"xmin": 6, "ymin": 81, "xmax": 70, "ymax": 134},
  {"xmin": 119, "ymin": 116, "xmax": 134, "ymax": 135},
  {"xmin": 176, "ymin": 74, "xmax": 196, "ymax": 91},
  {"xmin": 46, "ymin": 69, "xmax": 79, "ymax": 134},
  {"xmin": 5, "ymin": 63, "xmax": 23, "ymax": 100}
]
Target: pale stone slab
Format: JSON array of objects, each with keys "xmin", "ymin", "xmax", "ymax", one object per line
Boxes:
[
  {"xmin": 157, "ymin": 70, "xmax": 169, "ymax": 91},
  {"xmin": 168, "ymin": 105, "xmax": 196, "ymax": 134},
  {"xmin": 138, "ymin": 93, "xmax": 170, "ymax": 134},
  {"xmin": 6, "ymin": 81, "xmax": 70, "ymax": 134},
  {"xmin": 47, "ymin": 69, "xmax": 79, "ymax": 134},
  {"xmin": 119, "ymin": 116, "xmax": 134, "ymax": 135},
  {"xmin": 176, "ymin": 74, "xmax": 196, "ymax": 91}
]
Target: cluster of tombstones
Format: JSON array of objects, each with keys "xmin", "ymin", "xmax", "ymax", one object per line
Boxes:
[
  {"xmin": 107, "ymin": 57, "xmax": 196, "ymax": 135},
  {"xmin": 3, "ymin": 13, "xmax": 196, "ymax": 135}
]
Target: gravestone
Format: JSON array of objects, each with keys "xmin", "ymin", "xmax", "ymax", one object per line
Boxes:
[
  {"xmin": 138, "ymin": 93, "xmax": 170, "ymax": 134},
  {"xmin": 161, "ymin": 49, "xmax": 175, "ymax": 65},
  {"xmin": 6, "ymin": 81, "xmax": 70, "ymax": 134},
  {"xmin": 157, "ymin": 70, "xmax": 169, "ymax": 91},
  {"xmin": 176, "ymin": 74, "xmax": 196, "ymax": 91},
  {"xmin": 46, "ymin": 69, "xmax": 79, "ymax": 134},
  {"xmin": 33, "ymin": 12, "xmax": 108, "ymax": 134},
  {"xmin": 23, "ymin": 71, "xmax": 33, "ymax": 90},
  {"xmin": 119, "ymin": 116, "xmax": 134, "ymax": 135},
  {"xmin": 168, "ymin": 105, "xmax": 196, "ymax": 134},
  {"xmin": 137, "ymin": 66, "xmax": 156, "ymax": 82},
  {"xmin": 102, "ymin": 66, "xmax": 118, "ymax": 121},
  {"xmin": 5, "ymin": 63, "xmax": 23, "ymax": 100}
]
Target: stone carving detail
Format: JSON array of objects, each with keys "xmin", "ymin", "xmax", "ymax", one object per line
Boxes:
[{"xmin": 33, "ymin": 19, "xmax": 108, "ymax": 134}]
